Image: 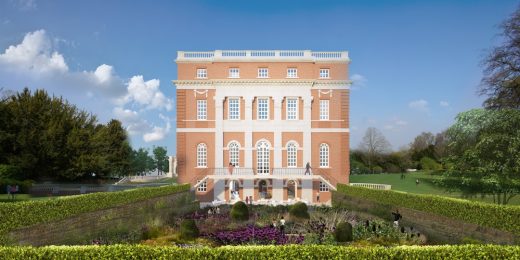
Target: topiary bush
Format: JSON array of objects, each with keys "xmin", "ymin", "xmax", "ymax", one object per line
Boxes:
[
  {"xmin": 230, "ymin": 201, "xmax": 249, "ymax": 221},
  {"xmin": 180, "ymin": 219, "xmax": 199, "ymax": 240},
  {"xmin": 334, "ymin": 222, "xmax": 353, "ymax": 242},
  {"xmin": 289, "ymin": 202, "xmax": 310, "ymax": 219}
]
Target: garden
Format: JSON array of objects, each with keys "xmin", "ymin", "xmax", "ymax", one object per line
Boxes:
[{"xmin": 134, "ymin": 201, "xmax": 425, "ymax": 248}]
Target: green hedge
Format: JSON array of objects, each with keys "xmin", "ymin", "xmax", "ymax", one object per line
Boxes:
[
  {"xmin": 0, "ymin": 245, "xmax": 519, "ymax": 259},
  {"xmin": 335, "ymin": 184, "xmax": 520, "ymax": 235},
  {"xmin": 0, "ymin": 184, "xmax": 190, "ymax": 236}
]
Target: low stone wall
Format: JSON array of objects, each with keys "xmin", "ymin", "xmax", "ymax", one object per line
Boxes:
[
  {"xmin": 333, "ymin": 191, "xmax": 518, "ymax": 244},
  {"xmin": 8, "ymin": 190, "xmax": 198, "ymax": 246}
]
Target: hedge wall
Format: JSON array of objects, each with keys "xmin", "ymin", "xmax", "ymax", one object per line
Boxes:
[
  {"xmin": 335, "ymin": 184, "xmax": 520, "ymax": 235},
  {"xmin": 0, "ymin": 245, "xmax": 519, "ymax": 259},
  {"xmin": 0, "ymin": 184, "xmax": 190, "ymax": 236}
]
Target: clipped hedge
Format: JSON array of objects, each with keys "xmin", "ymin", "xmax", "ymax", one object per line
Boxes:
[
  {"xmin": 0, "ymin": 244, "xmax": 519, "ymax": 259},
  {"xmin": 335, "ymin": 184, "xmax": 520, "ymax": 235},
  {"xmin": 0, "ymin": 184, "xmax": 190, "ymax": 237}
]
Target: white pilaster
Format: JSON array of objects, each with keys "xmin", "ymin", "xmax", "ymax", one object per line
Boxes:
[
  {"xmin": 303, "ymin": 96, "xmax": 313, "ymax": 166},
  {"xmin": 244, "ymin": 96, "xmax": 254, "ymax": 168},
  {"xmin": 214, "ymin": 96, "xmax": 224, "ymax": 168},
  {"xmin": 273, "ymin": 96, "xmax": 283, "ymax": 168}
]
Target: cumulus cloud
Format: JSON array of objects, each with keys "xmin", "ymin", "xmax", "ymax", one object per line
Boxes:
[
  {"xmin": 0, "ymin": 30, "xmax": 68, "ymax": 75},
  {"xmin": 120, "ymin": 76, "xmax": 173, "ymax": 111},
  {"xmin": 440, "ymin": 101, "xmax": 449, "ymax": 107},
  {"xmin": 143, "ymin": 114, "xmax": 171, "ymax": 142},
  {"xmin": 409, "ymin": 99, "xmax": 429, "ymax": 112},
  {"xmin": 350, "ymin": 73, "xmax": 367, "ymax": 89},
  {"xmin": 0, "ymin": 29, "xmax": 174, "ymax": 143}
]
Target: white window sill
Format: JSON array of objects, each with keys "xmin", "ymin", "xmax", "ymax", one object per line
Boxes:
[
  {"xmin": 286, "ymin": 77, "xmax": 299, "ymax": 79},
  {"xmin": 319, "ymin": 166, "xmax": 330, "ymax": 169},
  {"xmin": 319, "ymin": 77, "xmax": 330, "ymax": 79},
  {"xmin": 228, "ymin": 77, "xmax": 240, "ymax": 79},
  {"xmin": 257, "ymin": 77, "xmax": 270, "ymax": 79},
  {"xmin": 195, "ymin": 166, "xmax": 208, "ymax": 169},
  {"xmin": 196, "ymin": 77, "xmax": 208, "ymax": 79},
  {"xmin": 197, "ymin": 119, "xmax": 208, "ymax": 121}
]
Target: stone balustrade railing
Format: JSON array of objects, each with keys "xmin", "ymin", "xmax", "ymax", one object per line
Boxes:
[
  {"xmin": 177, "ymin": 50, "xmax": 349, "ymax": 62},
  {"xmin": 350, "ymin": 183, "xmax": 392, "ymax": 190}
]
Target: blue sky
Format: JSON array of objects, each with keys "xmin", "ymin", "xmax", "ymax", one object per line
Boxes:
[{"xmin": 0, "ymin": 0, "xmax": 517, "ymax": 155}]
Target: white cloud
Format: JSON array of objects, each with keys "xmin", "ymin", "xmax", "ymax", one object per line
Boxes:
[
  {"xmin": 409, "ymin": 99, "xmax": 429, "ymax": 112},
  {"xmin": 440, "ymin": 101, "xmax": 449, "ymax": 107},
  {"xmin": 350, "ymin": 74, "xmax": 367, "ymax": 89},
  {"xmin": 143, "ymin": 114, "xmax": 171, "ymax": 142},
  {"xmin": 0, "ymin": 29, "xmax": 173, "ymax": 144},
  {"xmin": 11, "ymin": 0, "xmax": 37, "ymax": 10},
  {"xmin": 121, "ymin": 75, "xmax": 173, "ymax": 111},
  {"xmin": 0, "ymin": 30, "xmax": 68, "ymax": 75}
]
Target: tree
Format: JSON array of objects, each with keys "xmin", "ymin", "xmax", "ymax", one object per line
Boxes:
[
  {"xmin": 480, "ymin": 6, "xmax": 520, "ymax": 109},
  {"xmin": 409, "ymin": 132, "xmax": 436, "ymax": 162},
  {"xmin": 434, "ymin": 130, "xmax": 449, "ymax": 160},
  {"xmin": 443, "ymin": 109, "xmax": 520, "ymax": 204},
  {"xmin": 358, "ymin": 127, "xmax": 391, "ymax": 173},
  {"xmin": 152, "ymin": 146, "xmax": 168, "ymax": 175}
]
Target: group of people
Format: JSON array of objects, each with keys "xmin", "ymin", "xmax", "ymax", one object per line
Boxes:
[
  {"xmin": 270, "ymin": 216, "xmax": 286, "ymax": 234},
  {"xmin": 207, "ymin": 207, "xmax": 221, "ymax": 216},
  {"xmin": 5, "ymin": 184, "xmax": 19, "ymax": 200}
]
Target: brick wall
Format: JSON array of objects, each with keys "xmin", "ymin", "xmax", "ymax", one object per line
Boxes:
[{"xmin": 8, "ymin": 191, "xmax": 198, "ymax": 246}]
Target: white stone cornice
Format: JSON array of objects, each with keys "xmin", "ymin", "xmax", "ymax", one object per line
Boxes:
[{"xmin": 174, "ymin": 79, "xmax": 351, "ymax": 89}]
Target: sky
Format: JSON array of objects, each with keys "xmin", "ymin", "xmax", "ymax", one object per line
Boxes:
[{"xmin": 0, "ymin": 0, "xmax": 517, "ymax": 155}]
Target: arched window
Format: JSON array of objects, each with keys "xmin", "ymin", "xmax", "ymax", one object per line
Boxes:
[
  {"xmin": 256, "ymin": 141, "xmax": 270, "ymax": 174},
  {"xmin": 197, "ymin": 143, "xmax": 207, "ymax": 167},
  {"xmin": 319, "ymin": 143, "xmax": 329, "ymax": 167},
  {"xmin": 229, "ymin": 141, "xmax": 240, "ymax": 166},
  {"xmin": 287, "ymin": 142, "xmax": 297, "ymax": 167}
]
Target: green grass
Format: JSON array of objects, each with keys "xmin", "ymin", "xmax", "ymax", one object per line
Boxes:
[
  {"xmin": 0, "ymin": 194, "xmax": 59, "ymax": 202},
  {"xmin": 350, "ymin": 172, "xmax": 520, "ymax": 206}
]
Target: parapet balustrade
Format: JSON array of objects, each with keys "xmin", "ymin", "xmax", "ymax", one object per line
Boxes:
[{"xmin": 177, "ymin": 50, "xmax": 348, "ymax": 61}]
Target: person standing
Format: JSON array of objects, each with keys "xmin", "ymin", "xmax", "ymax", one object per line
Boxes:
[
  {"xmin": 228, "ymin": 162, "xmax": 235, "ymax": 175},
  {"xmin": 392, "ymin": 209, "xmax": 402, "ymax": 227},
  {"xmin": 279, "ymin": 216, "xmax": 285, "ymax": 234},
  {"xmin": 305, "ymin": 162, "xmax": 311, "ymax": 175},
  {"xmin": 316, "ymin": 191, "xmax": 320, "ymax": 203}
]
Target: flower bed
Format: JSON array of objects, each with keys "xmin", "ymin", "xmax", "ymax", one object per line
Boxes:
[{"xmin": 205, "ymin": 225, "xmax": 304, "ymax": 245}]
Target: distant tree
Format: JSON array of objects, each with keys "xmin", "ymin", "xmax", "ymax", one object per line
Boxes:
[
  {"xmin": 131, "ymin": 148, "xmax": 152, "ymax": 176},
  {"xmin": 152, "ymin": 146, "xmax": 168, "ymax": 175},
  {"xmin": 434, "ymin": 130, "xmax": 449, "ymax": 160},
  {"xmin": 480, "ymin": 6, "xmax": 520, "ymax": 109},
  {"xmin": 443, "ymin": 109, "xmax": 520, "ymax": 204},
  {"xmin": 409, "ymin": 132, "xmax": 436, "ymax": 162},
  {"xmin": 358, "ymin": 127, "xmax": 391, "ymax": 173}
]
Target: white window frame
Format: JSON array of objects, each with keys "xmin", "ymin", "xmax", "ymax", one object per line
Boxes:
[
  {"xmin": 229, "ymin": 141, "xmax": 240, "ymax": 167},
  {"xmin": 229, "ymin": 68, "xmax": 240, "ymax": 78},
  {"xmin": 287, "ymin": 68, "xmax": 298, "ymax": 78},
  {"xmin": 258, "ymin": 68, "xmax": 269, "ymax": 78},
  {"xmin": 319, "ymin": 143, "xmax": 329, "ymax": 168},
  {"xmin": 319, "ymin": 69, "xmax": 330, "ymax": 79},
  {"xmin": 197, "ymin": 143, "xmax": 207, "ymax": 167},
  {"xmin": 197, "ymin": 68, "xmax": 207, "ymax": 79},
  {"xmin": 286, "ymin": 98, "xmax": 298, "ymax": 120},
  {"xmin": 257, "ymin": 98, "xmax": 269, "ymax": 120},
  {"xmin": 228, "ymin": 98, "xmax": 240, "ymax": 120},
  {"xmin": 256, "ymin": 141, "xmax": 270, "ymax": 174},
  {"xmin": 287, "ymin": 142, "xmax": 297, "ymax": 168},
  {"xmin": 197, "ymin": 180, "xmax": 207, "ymax": 192},
  {"xmin": 319, "ymin": 181, "xmax": 329, "ymax": 192},
  {"xmin": 197, "ymin": 100, "xmax": 207, "ymax": 120},
  {"xmin": 319, "ymin": 100, "xmax": 329, "ymax": 120}
]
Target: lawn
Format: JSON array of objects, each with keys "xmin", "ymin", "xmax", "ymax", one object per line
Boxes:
[{"xmin": 350, "ymin": 172, "xmax": 520, "ymax": 206}]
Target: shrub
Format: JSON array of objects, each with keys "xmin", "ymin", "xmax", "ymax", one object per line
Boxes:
[
  {"xmin": 334, "ymin": 184, "xmax": 520, "ymax": 235},
  {"xmin": 420, "ymin": 157, "xmax": 442, "ymax": 171},
  {"xmin": 141, "ymin": 225, "xmax": 162, "ymax": 240},
  {"xmin": 0, "ymin": 244, "xmax": 519, "ymax": 258},
  {"xmin": 0, "ymin": 165, "xmax": 22, "ymax": 180},
  {"xmin": 0, "ymin": 184, "xmax": 191, "ymax": 244},
  {"xmin": 334, "ymin": 222, "xmax": 353, "ymax": 242},
  {"xmin": 230, "ymin": 201, "xmax": 249, "ymax": 221},
  {"xmin": 289, "ymin": 202, "xmax": 309, "ymax": 219},
  {"xmin": 179, "ymin": 219, "xmax": 199, "ymax": 240},
  {"xmin": 372, "ymin": 166, "xmax": 383, "ymax": 174}
]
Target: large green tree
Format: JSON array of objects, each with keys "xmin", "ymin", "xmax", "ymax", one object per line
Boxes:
[
  {"xmin": 0, "ymin": 88, "xmax": 132, "ymax": 181},
  {"xmin": 443, "ymin": 109, "xmax": 520, "ymax": 204}
]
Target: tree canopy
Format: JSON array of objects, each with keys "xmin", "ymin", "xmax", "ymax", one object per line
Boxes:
[
  {"xmin": 0, "ymin": 88, "xmax": 132, "ymax": 181},
  {"xmin": 480, "ymin": 6, "xmax": 520, "ymax": 109},
  {"xmin": 443, "ymin": 108, "xmax": 520, "ymax": 204}
]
